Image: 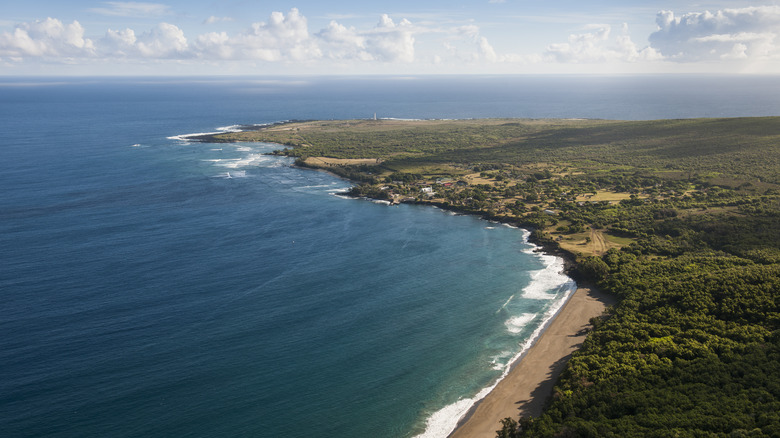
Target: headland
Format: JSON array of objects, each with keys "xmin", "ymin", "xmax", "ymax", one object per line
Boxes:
[{"xmin": 192, "ymin": 117, "xmax": 780, "ymax": 436}]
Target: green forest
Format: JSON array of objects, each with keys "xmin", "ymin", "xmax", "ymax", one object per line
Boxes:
[{"xmin": 203, "ymin": 118, "xmax": 780, "ymax": 437}]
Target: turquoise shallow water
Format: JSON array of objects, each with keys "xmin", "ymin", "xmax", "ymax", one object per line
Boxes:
[{"xmin": 2, "ymin": 76, "xmax": 780, "ymax": 438}]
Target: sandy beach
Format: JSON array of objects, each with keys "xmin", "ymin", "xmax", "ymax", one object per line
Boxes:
[{"xmin": 449, "ymin": 286, "xmax": 615, "ymax": 438}]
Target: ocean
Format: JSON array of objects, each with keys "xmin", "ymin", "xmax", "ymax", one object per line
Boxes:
[{"xmin": 2, "ymin": 75, "xmax": 779, "ymax": 438}]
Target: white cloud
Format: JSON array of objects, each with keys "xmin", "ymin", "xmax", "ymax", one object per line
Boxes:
[
  {"xmin": 0, "ymin": 18, "xmax": 95, "ymax": 58},
  {"xmin": 101, "ymin": 23, "xmax": 190, "ymax": 58},
  {"xmin": 89, "ymin": 2, "xmax": 172, "ymax": 18},
  {"xmin": 195, "ymin": 31, "xmax": 234, "ymax": 59},
  {"xmin": 648, "ymin": 6, "xmax": 780, "ymax": 61},
  {"xmin": 0, "ymin": 9, "xmax": 426, "ymax": 66},
  {"xmin": 317, "ymin": 14, "xmax": 429, "ymax": 63},
  {"xmin": 363, "ymin": 14, "xmax": 416, "ymax": 63},
  {"xmin": 448, "ymin": 24, "xmax": 504, "ymax": 63},
  {"xmin": 545, "ymin": 23, "xmax": 660, "ymax": 63},
  {"xmin": 317, "ymin": 21, "xmax": 372, "ymax": 61},
  {"xmin": 193, "ymin": 8, "xmax": 321, "ymax": 61}
]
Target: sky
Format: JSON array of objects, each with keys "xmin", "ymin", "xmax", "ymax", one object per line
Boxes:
[{"xmin": 2, "ymin": 1, "xmax": 780, "ymax": 75}]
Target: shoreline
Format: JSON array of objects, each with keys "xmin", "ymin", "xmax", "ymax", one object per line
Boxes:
[
  {"xmin": 187, "ymin": 132, "xmax": 612, "ymax": 437},
  {"xmin": 315, "ymin": 178, "xmax": 609, "ymax": 438},
  {"xmin": 448, "ymin": 284, "xmax": 615, "ymax": 438}
]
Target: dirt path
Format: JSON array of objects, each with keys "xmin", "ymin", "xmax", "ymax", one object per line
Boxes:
[{"xmin": 589, "ymin": 229, "xmax": 609, "ymax": 255}]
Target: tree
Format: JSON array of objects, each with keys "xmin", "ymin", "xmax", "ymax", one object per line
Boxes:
[
  {"xmin": 496, "ymin": 418, "xmax": 521, "ymax": 438},
  {"xmin": 577, "ymin": 256, "xmax": 609, "ymax": 282}
]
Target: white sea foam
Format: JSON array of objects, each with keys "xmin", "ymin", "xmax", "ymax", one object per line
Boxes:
[
  {"xmin": 522, "ymin": 254, "xmax": 573, "ymax": 300},
  {"xmin": 300, "ymin": 184, "xmax": 338, "ymax": 189},
  {"xmin": 216, "ymin": 124, "xmax": 243, "ymax": 132},
  {"xmin": 490, "ymin": 351, "xmax": 513, "ymax": 371},
  {"xmin": 217, "ymin": 154, "xmax": 271, "ymax": 168},
  {"xmin": 216, "ymin": 170, "xmax": 246, "ymax": 178},
  {"xmin": 413, "ymin": 391, "xmax": 490, "ymax": 438},
  {"xmin": 505, "ymin": 313, "xmax": 537, "ymax": 334},
  {"xmin": 168, "ymin": 121, "xmax": 282, "ymax": 143},
  {"xmin": 167, "ymin": 131, "xmax": 220, "ymax": 141},
  {"xmin": 413, "ymin": 227, "xmax": 577, "ymax": 438},
  {"xmin": 235, "ymin": 146, "xmax": 252, "ymax": 152}
]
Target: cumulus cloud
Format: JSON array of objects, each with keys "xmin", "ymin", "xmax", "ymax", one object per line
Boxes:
[
  {"xmin": 446, "ymin": 24, "xmax": 507, "ymax": 63},
  {"xmin": 317, "ymin": 21, "xmax": 372, "ymax": 61},
  {"xmin": 649, "ymin": 6, "xmax": 780, "ymax": 61},
  {"xmin": 90, "ymin": 2, "xmax": 172, "ymax": 18},
  {"xmin": 0, "ymin": 18, "xmax": 95, "ymax": 58},
  {"xmin": 193, "ymin": 8, "xmax": 321, "ymax": 61},
  {"xmin": 0, "ymin": 9, "xmax": 426, "ymax": 65},
  {"xmin": 316, "ymin": 13, "xmax": 419, "ymax": 63},
  {"xmin": 102, "ymin": 22, "xmax": 190, "ymax": 58},
  {"xmin": 362, "ymin": 14, "xmax": 416, "ymax": 63},
  {"xmin": 546, "ymin": 23, "xmax": 660, "ymax": 63}
]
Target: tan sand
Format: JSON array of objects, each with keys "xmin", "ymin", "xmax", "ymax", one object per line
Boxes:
[{"xmin": 449, "ymin": 286, "xmax": 615, "ymax": 438}]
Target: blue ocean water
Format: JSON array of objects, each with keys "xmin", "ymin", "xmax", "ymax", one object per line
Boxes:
[{"xmin": 2, "ymin": 75, "xmax": 780, "ymax": 438}]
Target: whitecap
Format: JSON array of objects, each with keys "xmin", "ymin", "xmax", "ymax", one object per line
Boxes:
[
  {"xmin": 217, "ymin": 170, "xmax": 246, "ymax": 178},
  {"xmin": 217, "ymin": 154, "xmax": 271, "ymax": 168},
  {"xmin": 505, "ymin": 313, "xmax": 537, "ymax": 334},
  {"xmin": 301, "ymin": 184, "xmax": 339, "ymax": 189},
  {"xmin": 167, "ymin": 131, "xmax": 220, "ymax": 141},
  {"xmin": 216, "ymin": 124, "xmax": 243, "ymax": 132},
  {"xmin": 413, "ymin": 396, "xmax": 484, "ymax": 438},
  {"xmin": 522, "ymin": 254, "xmax": 573, "ymax": 300},
  {"xmin": 490, "ymin": 351, "xmax": 513, "ymax": 371}
]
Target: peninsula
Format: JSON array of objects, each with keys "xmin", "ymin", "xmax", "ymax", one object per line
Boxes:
[{"xmin": 197, "ymin": 118, "xmax": 780, "ymax": 437}]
